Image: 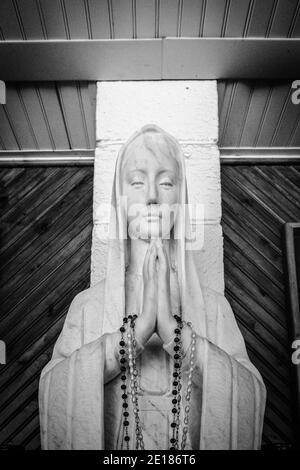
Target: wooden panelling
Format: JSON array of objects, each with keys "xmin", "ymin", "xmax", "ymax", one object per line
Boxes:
[
  {"xmin": 1, "ymin": 0, "xmax": 300, "ymax": 40},
  {"xmin": 136, "ymin": 0, "xmax": 157, "ymax": 38},
  {"xmin": 221, "ymin": 164, "xmax": 300, "ymax": 446},
  {"xmin": 0, "ymin": 166, "xmax": 94, "ymax": 449},
  {"xmin": 0, "ymin": 82, "xmax": 96, "ymax": 151},
  {"xmin": 202, "ymin": 0, "xmax": 227, "ymax": 37},
  {"xmin": 218, "ymin": 81, "xmax": 300, "ymax": 148}
]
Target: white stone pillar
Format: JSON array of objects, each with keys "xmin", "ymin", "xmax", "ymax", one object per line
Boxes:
[{"xmin": 91, "ymin": 81, "xmax": 224, "ymax": 294}]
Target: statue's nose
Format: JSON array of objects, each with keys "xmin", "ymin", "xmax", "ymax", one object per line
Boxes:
[{"xmin": 146, "ymin": 183, "xmax": 158, "ymax": 205}]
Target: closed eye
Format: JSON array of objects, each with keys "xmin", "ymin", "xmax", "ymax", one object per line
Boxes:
[
  {"xmin": 131, "ymin": 181, "xmax": 144, "ymax": 186},
  {"xmin": 160, "ymin": 182, "xmax": 173, "ymax": 187}
]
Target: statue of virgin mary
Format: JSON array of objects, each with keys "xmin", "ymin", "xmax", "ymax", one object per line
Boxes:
[{"xmin": 39, "ymin": 124, "xmax": 266, "ymax": 450}]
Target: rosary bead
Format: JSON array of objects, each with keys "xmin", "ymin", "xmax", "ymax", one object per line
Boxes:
[
  {"xmin": 121, "ymin": 375, "xmax": 126, "ymax": 381},
  {"xmin": 124, "ymin": 436, "xmax": 130, "ymax": 442},
  {"xmin": 174, "ymin": 362, "xmax": 180, "ymax": 368},
  {"xmin": 120, "ymin": 326, "xmax": 125, "ymax": 333},
  {"xmin": 170, "ymin": 438, "xmax": 176, "ymax": 444},
  {"xmin": 172, "ymin": 408, "xmax": 177, "ymax": 414},
  {"xmin": 123, "ymin": 411, "xmax": 129, "ymax": 417},
  {"xmin": 172, "ymin": 390, "xmax": 178, "ymax": 395},
  {"xmin": 174, "ymin": 345, "xmax": 180, "ymax": 351},
  {"xmin": 172, "ymin": 398, "xmax": 177, "ymax": 404},
  {"xmin": 122, "ymin": 393, "xmax": 127, "ymax": 400},
  {"xmin": 174, "ymin": 328, "xmax": 181, "ymax": 334},
  {"xmin": 174, "ymin": 354, "xmax": 180, "ymax": 360},
  {"xmin": 120, "ymin": 358, "xmax": 126, "ymax": 364},
  {"xmin": 170, "ymin": 447, "xmax": 176, "ymax": 450},
  {"xmin": 173, "ymin": 381, "xmax": 178, "ymax": 387},
  {"xmin": 121, "ymin": 384, "xmax": 126, "ymax": 390},
  {"xmin": 174, "ymin": 337, "xmax": 180, "ymax": 343},
  {"xmin": 119, "ymin": 340, "xmax": 125, "ymax": 347},
  {"xmin": 122, "ymin": 403, "xmax": 128, "ymax": 408},
  {"xmin": 173, "ymin": 372, "xmax": 179, "ymax": 378},
  {"xmin": 171, "ymin": 422, "xmax": 176, "ymax": 428},
  {"xmin": 119, "ymin": 349, "xmax": 125, "ymax": 355},
  {"xmin": 120, "ymin": 366, "xmax": 126, "ymax": 372}
]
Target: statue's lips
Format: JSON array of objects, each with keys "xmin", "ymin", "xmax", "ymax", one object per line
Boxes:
[{"xmin": 145, "ymin": 215, "xmax": 161, "ymax": 221}]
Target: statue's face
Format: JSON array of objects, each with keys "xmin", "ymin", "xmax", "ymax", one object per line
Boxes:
[{"xmin": 121, "ymin": 132, "xmax": 181, "ymax": 240}]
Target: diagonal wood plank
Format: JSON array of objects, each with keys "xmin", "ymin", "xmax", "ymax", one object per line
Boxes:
[{"xmin": 221, "ymin": 164, "xmax": 300, "ymax": 446}]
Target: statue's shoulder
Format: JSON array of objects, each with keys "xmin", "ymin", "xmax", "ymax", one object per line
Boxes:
[{"xmin": 72, "ymin": 278, "xmax": 106, "ymax": 309}]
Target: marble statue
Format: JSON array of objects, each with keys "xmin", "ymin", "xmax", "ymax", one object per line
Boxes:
[{"xmin": 39, "ymin": 124, "xmax": 266, "ymax": 450}]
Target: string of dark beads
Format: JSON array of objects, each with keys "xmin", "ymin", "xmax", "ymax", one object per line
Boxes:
[
  {"xmin": 119, "ymin": 316, "xmax": 130, "ymax": 450},
  {"xmin": 119, "ymin": 311, "xmax": 194, "ymax": 450},
  {"xmin": 170, "ymin": 314, "xmax": 183, "ymax": 450}
]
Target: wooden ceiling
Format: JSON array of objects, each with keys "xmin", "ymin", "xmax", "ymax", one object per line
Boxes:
[
  {"xmin": 0, "ymin": 82, "xmax": 96, "ymax": 151},
  {"xmin": 218, "ymin": 80, "xmax": 300, "ymax": 147},
  {"xmin": 0, "ymin": 1, "xmax": 300, "ymax": 154},
  {"xmin": 0, "ymin": 0, "xmax": 300, "ymax": 40},
  {"xmin": 1, "ymin": 80, "xmax": 300, "ymax": 153}
]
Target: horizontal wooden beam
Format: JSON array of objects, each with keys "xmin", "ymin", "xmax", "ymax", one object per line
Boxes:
[
  {"xmin": 0, "ymin": 150, "xmax": 94, "ymax": 166},
  {"xmin": 0, "ymin": 148, "xmax": 299, "ymax": 166},
  {"xmin": 164, "ymin": 38, "xmax": 300, "ymax": 79},
  {"xmin": 220, "ymin": 147, "xmax": 300, "ymax": 164},
  {"xmin": 0, "ymin": 39, "xmax": 300, "ymax": 80}
]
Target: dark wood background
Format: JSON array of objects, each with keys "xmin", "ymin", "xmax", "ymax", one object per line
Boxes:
[
  {"xmin": 0, "ymin": 163, "xmax": 299, "ymax": 448},
  {"xmin": 222, "ymin": 164, "xmax": 300, "ymax": 448},
  {"xmin": 0, "ymin": 166, "xmax": 93, "ymax": 449}
]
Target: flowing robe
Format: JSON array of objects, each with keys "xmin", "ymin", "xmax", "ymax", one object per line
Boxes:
[{"xmin": 39, "ymin": 279, "xmax": 266, "ymax": 450}]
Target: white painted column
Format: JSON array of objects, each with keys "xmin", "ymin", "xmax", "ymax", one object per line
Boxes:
[{"xmin": 91, "ymin": 81, "xmax": 224, "ymax": 294}]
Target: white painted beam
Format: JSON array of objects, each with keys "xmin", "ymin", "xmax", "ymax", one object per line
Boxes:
[{"xmin": 0, "ymin": 39, "xmax": 300, "ymax": 80}]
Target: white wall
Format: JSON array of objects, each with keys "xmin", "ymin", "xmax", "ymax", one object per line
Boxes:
[{"xmin": 91, "ymin": 81, "xmax": 224, "ymax": 293}]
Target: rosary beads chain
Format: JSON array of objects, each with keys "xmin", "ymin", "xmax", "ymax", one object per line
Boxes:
[
  {"xmin": 119, "ymin": 317, "xmax": 130, "ymax": 450},
  {"xmin": 180, "ymin": 321, "xmax": 196, "ymax": 450},
  {"xmin": 119, "ymin": 312, "xmax": 196, "ymax": 451},
  {"xmin": 128, "ymin": 316, "xmax": 145, "ymax": 450}
]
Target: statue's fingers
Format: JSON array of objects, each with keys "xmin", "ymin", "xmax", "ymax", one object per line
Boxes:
[
  {"xmin": 156, "ymin": 241, "xmax": 167, "ymax": 272},
  {"xmin": 143, "ymin": 244, "xmax": 151, "ymax": 277},
  {"xmin": 148, "ymin": 243, "xmax": 157, "ymax": 278}
]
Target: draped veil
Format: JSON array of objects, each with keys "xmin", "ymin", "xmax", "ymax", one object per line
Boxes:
[{"xmin": 39, "ymin": 124, "xmax": 266, "ymax": 450}]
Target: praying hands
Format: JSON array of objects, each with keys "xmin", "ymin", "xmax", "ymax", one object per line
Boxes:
[{"xmin": 135, "ymin": 239, "xmax": 179, "ymax": 348}]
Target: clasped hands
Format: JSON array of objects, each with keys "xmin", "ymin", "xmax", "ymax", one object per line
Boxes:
[{"xmin": 134, "ymin": 239, "xmax": 178, "ymax": 347}]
